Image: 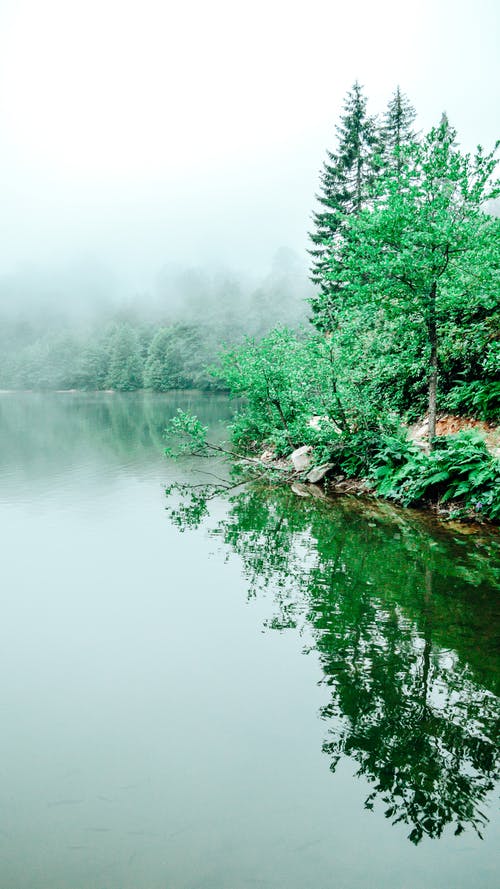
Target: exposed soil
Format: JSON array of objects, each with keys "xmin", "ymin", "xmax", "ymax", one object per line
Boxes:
[{"xmin": 408, "ymin": 414, "xmax": 500, "ymax": 457}]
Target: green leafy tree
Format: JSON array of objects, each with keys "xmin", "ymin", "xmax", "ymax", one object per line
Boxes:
[
  {"xmin": 215, "ymin": 328, "xmax": 351, "ymax": 452},
  {"xmin": 144, "ymin": 323, "xmax": 207, "ymax": 390},
  {"xmin": 334, "ymin": 119, "xmax": 499, "ymax": 443},
  {"xmin": 12, "ymin": 331, "xmax": 80, "ymax": 389},
  {"xmin": 309, "ymin": 81, "xmax": 380, "ymax": 319}
]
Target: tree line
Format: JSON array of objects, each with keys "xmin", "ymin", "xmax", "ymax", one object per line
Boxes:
[
  {"xmin": 0, "ymin": 251, "xmax": 309, "ymax": 391},
  {"xmin": 181, "ymin": 82, "xmax": 500, "ymax": 520}
]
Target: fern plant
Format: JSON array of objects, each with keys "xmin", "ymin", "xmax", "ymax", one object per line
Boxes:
[{"xmin": 370, "ymin": 430, "xmax": 500, "ymax": 520}]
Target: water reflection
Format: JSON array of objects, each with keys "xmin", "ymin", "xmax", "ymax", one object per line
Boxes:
[
  {"xmin": 0, "ymin": 391, "xmax": 233, "ymax": 494},
  {"xmin": 166, "ymin": 483, "xmax": 500, "ymax": 844}
]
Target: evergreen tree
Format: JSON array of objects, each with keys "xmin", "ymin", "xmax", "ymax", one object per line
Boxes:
[
  {"xmin": 144, "ymin": 324, "xmax": 206, "ymax": 390},
  {"xmin": 76, "ymin": 338, "xmax": 111, "ymax": 390},
  {"xmin": 309, "ymin": 81, "xmax": 380, "ymax": 324},
  {"xmin": 381, "ymin": 86, "xmax": 417, "ymax": 172},
  {"xmin": 106, "ymin": 324, "xmax": 143, "ymax": 391}
]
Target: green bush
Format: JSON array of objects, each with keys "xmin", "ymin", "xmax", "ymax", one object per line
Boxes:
[
  {"xmin": 443, "ymin": 380, "xmax": 500, "ymax": 421},
  {"xmin": 370, "ymin": 430, "xmax": 500, "ymax": 520},
  {"xmin": 215, "ymin": 329, "xmax": 352, "ymax": 454}
]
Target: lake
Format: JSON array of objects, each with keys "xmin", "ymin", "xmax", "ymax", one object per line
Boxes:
[{"xmin": 0, "ymin": 392, "xmax": 499, "ymax": 889}]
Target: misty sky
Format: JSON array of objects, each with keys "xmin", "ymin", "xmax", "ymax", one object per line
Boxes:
[{"xmin": 0, "ymin": 0, "xmax": 498, "ymax": 297}]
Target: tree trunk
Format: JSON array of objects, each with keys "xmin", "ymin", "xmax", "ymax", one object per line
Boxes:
[
  {"xmin": 427, "ymin": 282, "xmax": 438, "ymax": 449},
  {"xmin": 327, "ymin": 344, "xmax": 350, "ymax": 432},
  {"xmin": 356, "ymin": 155, "xmax": 362, "ymax": 212},
  {"xmin": 271, "ymin": 397, "xmax": 294, "ymax": 449}
]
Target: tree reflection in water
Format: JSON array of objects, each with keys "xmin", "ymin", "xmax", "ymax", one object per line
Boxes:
[{"xmin": 166, "ymin": 483, "xmax": 500, "ymax": 844}]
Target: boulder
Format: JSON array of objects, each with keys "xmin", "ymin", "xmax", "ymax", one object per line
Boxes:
[
  {"xmin": 290, "ymin": 445, "xmax": 313, "ymax": 471},
  {"xmin": 306, "ymin": 463, "xmax": 334, "ymax": 484},
  {"xmin": 307, "ymin": 483, "xmax": 329, "ymax": 501},
  {"xmin": 291, "ymin": 482, "xmax": 311, "ymax": 498}
]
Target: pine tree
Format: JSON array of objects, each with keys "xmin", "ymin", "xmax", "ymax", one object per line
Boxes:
[
  {"xmin": 381, "ymin": 86, "xmax": 417, "ymax": 172},
  {"xmin": 309, "ymin": 82, "xmax": 380, "ymax": 324},
  {"xmin": 106, "ymin": 324, "xmax": 143, "ymax": 391}
]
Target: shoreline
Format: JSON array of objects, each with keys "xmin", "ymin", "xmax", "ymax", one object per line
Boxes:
[
  {"xmin": 259, "ymin": 465, "xmax": 500, "ymax": 531},
  {"xmin": 234, "ymin": 435, "xmax": 500, "ymax": 529}
]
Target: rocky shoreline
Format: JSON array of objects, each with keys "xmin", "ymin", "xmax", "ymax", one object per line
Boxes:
[{"xmin": 239, "ymin": 422, "xmax": 500, "ymax": 527}]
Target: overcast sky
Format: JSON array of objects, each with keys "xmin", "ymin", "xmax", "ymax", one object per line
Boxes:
[{"xmin": 0, "ymin": 0, "xmax": 498, "ymax": 296}]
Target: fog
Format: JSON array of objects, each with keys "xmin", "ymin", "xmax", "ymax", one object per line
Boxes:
[{"xmin": 0, "ymin": 0, "xmax": 498, "ymax": 306}]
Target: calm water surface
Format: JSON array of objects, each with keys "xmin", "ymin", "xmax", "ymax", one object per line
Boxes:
[{"xmin": 0, "ymin": 392, "xmax": 499, "ymax": 889}]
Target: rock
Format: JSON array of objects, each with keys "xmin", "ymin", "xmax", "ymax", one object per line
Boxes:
[
  {"xmin": 291, "ymin": 482, "xmax": 311, "ymax": 498},
  {"xmin": 308, "ymin": 415, "xmax": 342, "ymax": 435},
  {"xmin": 308, "ymin": 415, "xmax": 327, "ymax": 430},
  {"xmin": 407, "ymin": 419, "xmax": 428, "ymax": 446},
  {"xmin": 307, "ymin": 483, "xmax": 329, "ymax": 501},
  {"xmin": 306, "ymin": 463, "xmax": 334, "ymax": 484},
  {"xmin": 290, "ymin": 445, "xmax": 313, "ymax": 471},
  {"xmin": 259, "ymin": 449, "xmax": 275, "ymax": 463}
]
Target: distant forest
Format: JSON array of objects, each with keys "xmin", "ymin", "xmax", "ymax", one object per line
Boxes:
[{"xmin": 0, "ymin": 249, "xmax": 309, "ymax": 391}]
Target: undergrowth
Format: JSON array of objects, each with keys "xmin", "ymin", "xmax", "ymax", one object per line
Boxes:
[{"xmin": 355, "ymin": 430, "xmax": 500, "ymax": 521}]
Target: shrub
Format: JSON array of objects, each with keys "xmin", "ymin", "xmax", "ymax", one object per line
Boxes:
[
  {"xmin": 370, "ymin": 430, "xmax": 500, "ymax": 520},
  {"xmin": 443, "ymin": 380, "xmax": 500, "ymax": 421}
]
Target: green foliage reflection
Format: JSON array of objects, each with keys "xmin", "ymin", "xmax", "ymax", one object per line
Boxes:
[{"xmin": 166, "ymin": 484, "xmax": 500, "ymax": 843}]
